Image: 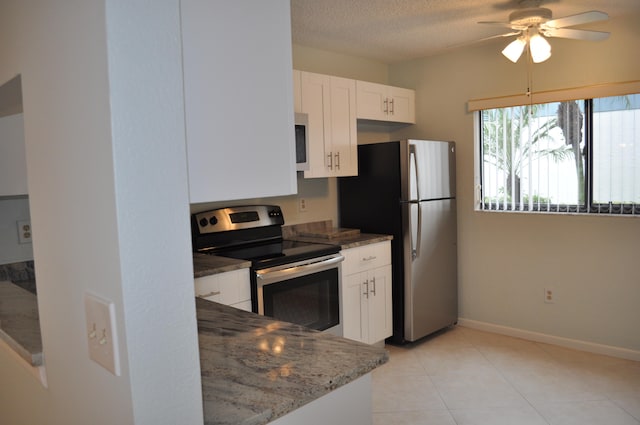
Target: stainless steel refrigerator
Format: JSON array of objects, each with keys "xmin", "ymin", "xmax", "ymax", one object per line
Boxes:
[{"xmin": 339, "ymin": 139, "xmax": 457, "ymax": 343}]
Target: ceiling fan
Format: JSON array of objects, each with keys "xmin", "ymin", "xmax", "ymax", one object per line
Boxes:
[{"xmin": 479, "ymin": 0, "xmax": 610, "ymax": 63}]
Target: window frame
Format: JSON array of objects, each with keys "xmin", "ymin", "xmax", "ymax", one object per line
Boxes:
[{"xmin": 476, "ymin": 96, "xmax": 640, "ymax": 216}]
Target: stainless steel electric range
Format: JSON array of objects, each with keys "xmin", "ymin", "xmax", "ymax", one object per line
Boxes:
[{"xmin": 191, "ymin": 205, "xmax": 344, "ymax": 336}]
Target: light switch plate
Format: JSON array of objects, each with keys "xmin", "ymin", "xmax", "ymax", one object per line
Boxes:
[{"xmin": 84, "ymin": 292, "xmax": 120, "ymax": 376}]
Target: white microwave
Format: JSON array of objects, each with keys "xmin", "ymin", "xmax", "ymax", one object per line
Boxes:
[{"xmin": 295, "ymin": 112, "xmax": 309, "ymax": 171}]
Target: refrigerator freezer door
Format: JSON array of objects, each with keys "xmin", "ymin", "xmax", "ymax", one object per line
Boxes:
[
  {"xmin": 408, "ymin": 140, "xmax": 456, "ymax": 200},
  {"xmin": 403, "ymin": 198, "xmax": 458, "ymax": 341}
]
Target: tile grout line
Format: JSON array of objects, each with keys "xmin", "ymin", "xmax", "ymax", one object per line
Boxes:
[{"xmin": 464, "ymin": 334, "xmax": 554, "ymax": 425}]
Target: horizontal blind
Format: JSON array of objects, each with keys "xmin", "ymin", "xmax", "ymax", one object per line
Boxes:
[
  {"xmin": 591, "ymin": 94, "xmax": 640, "ymax": 214},
  {"xmin": 479, "ymin": 94, "xmax": 640, "ymax": 215}
]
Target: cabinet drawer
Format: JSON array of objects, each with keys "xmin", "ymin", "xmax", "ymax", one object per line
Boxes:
[
  {"xmin": 341, "ymin": 241, "xmax": 391, "ymax": 276},
  {"xmin": 194, "ymin": 268, "xmax": 250, "ymax": 306}
]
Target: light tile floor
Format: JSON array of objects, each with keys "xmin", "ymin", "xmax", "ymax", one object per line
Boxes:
[{"xmin": 372, "ymin": 326, "xmax": 640, "ymax": 425}]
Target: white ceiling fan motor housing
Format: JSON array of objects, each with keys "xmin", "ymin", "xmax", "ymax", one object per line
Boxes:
[{"xmin": 509, "ymin": 8, "xmax": 552, "ymax": 27}]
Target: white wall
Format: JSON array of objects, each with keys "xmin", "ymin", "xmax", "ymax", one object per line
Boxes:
[
  {"xmin": 389, "ymin": 13, "xmax": 640, "ymax": 352},
  {"xmin": 0, "ymin": 1, "xmax": 202, "ymax": 424}
]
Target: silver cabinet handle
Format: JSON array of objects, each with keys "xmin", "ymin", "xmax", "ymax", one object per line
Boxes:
[
  {"xmin": 363, "ymin": 279, "xmax": 369, "ymax": 298},
  {"xmin": 362, "ymin": 255, "xmax": 377, "ymax": 262},
  {"xmin": 383, "ymin": 98, "xmax": 388, "ymax": 114},
  {"xmin": 370, "ymin": 277, "xmax": 376, "ymax": 296},
  {"xmin": 327, "ymin": 151, "xmax": 333, "ymax": 170},
  {"xmin": 389, "ymin": 98, "xmax": 394, "ymax": 114},
  {"xmin": 334, "ymin": 152, "xmax": 340, "ymax": 170},
  {"xmin": 197, "ymin": 290, "xmax": 221, "ymax": 298}
]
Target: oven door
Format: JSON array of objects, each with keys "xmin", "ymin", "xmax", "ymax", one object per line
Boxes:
[{"xmin": 255, "ymin": 254, "xmax": 344, "ymax": 336}]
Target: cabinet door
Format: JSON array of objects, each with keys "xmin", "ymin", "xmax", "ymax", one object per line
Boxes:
[
  {"xmin": 328, "ymin": 76, "xmax": 357, "ymax": 177},
  {"xmin": 300, "ymin": 71, "xmax": 331, "ymax": 178},
  {"xmin": 181, "ymin": 0, "xmax": 297, "ymax": 203},
  {"xmin": 194, "ymin": 268, "xmax": 250, "ymax": 309},
  {"xmin": 300, "ymin": 71, "xmax": 357, "ymax": 178},
  {"xmin": 388, "ymin": 86, "xmax": 415, "ymax": 124},
  {"xmin": 368, "ymin": 265, "xmax": 393, "ymax": 343},
  {"xmin": 356, "ymin": 81, "xmax": 387, "ymax": 121},
  {"xmin": 0, "ymin": 114, "xmax": 28, "ymax": 196},
  {"xmin": 356, "ymin": 80, "xmax": 415, "ymax": 124},
  {"xmin": 342, "ymin": 272, "xmax": 366, "ymax": 343}
]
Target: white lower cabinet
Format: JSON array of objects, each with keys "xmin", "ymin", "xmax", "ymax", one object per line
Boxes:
[
  {"xmin": 194, "ymin": 268, "xmax": 251, "ymax": 312},
  {"xmin": 341, "ymin": 241, "xmax": 392, "ymax": 344}
]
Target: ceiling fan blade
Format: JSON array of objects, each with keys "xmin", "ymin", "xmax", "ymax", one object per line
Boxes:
[
  {"xmin": 476, "ymin": 31, "xmax": 522, "ymax": 42},
  {"xmin": 543, "ymin": 27, "xmax": 610, "ymax": 41},
  {"xmin": 478, "ymin": 21, "xmax": 529, "ymax": 31},
  {"xmin": 446, "ymin": 31, "xmax": 521, "ymax": 50},
  {"xmin": 478, "ymin": 21, "xmax": 516, "ymax": 28},
  {"xmin": 544, "ymin": 11, "xmax": 608, "ymax": 29}
]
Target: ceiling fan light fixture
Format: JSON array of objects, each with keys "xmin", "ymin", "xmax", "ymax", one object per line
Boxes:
[
  {"xmin": 502, "ymin": 37, "xmax": 526, "ymax": 63},
  {"xmin": 529, "ymin": 32, "xmax": 551, "ymax": 63}
]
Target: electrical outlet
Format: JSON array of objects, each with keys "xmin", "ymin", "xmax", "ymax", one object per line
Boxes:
[
  {"xmin": 299, "ymin": 198, "xmax": 307, "ymax": 212},
  {"xmin": 544, "ymin": 287, "xmax": 555, "ymax": 304},
  {"xmin": 84, "ymin": 292, "xmax": 120, "ymax": 376},
  {"xmin": 17, "ymin": 220, "xmax": 32, "ymax": 244}
]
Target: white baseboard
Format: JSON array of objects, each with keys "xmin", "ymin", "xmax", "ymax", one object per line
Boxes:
[{"xmin": 457, "ymin": 318, "xmax": 640, "ymax": 362}]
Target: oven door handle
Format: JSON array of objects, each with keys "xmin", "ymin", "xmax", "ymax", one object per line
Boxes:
[{"xmin": 256, "ymin": 254, "xmax": 344, "ymax": 283}]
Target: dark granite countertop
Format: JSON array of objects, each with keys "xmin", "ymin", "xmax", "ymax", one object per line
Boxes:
[
  {"xmin": 282, "ymin": 221, "xmax": 392, "ymax": 250},
  {"xmin": 196, "ymin": 297, "xmax": 388, "ymax": 425},
  {"xmin": 0, "ymin": 280, "xmax": 388, "ymax": 425},
  {"xmin": 286, "ymin": 232, "xmax": 393, "ymax": 250},
  {"xmin": 0, "ymin": 280, "xmax": 42, "ymax": 366},
  {"xmin": 193, "ymin": 253, "xmax": 251, "ymax": 278},
  {"xmin": 192, "ymin": 222, "xmax": 393, "ymax": 279}
]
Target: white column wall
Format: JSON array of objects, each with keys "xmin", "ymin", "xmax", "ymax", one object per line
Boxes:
[{"xmin": 0, "ymin": 1, "xmax": 202, "ymax": 424}]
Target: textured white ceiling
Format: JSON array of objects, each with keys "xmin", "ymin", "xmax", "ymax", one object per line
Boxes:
[{"xmin": 291, "ymin": 0, "xmax": 640, "ymax": 63}]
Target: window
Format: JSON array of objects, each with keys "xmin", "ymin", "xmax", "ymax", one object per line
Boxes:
[{"xmin": 479, "ymin": 94, "xmax": 640, "ymax": 215}]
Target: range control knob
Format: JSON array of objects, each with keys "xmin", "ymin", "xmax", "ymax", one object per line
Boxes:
[
  {"xmin": 199, "ymin": 218, "xmax": 208, "ymax": 227},
  {"xmin": 209, "ymin": 216, "xmax": 218, "ymax": 226}
]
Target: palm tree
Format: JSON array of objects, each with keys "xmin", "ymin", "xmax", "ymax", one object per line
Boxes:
[
  {"xmin": 556, "ymin": 101, "xmax": 585, "ymax": 203},
  {"xmin": 482, "ymin": 104, "xmax": 572, "ymax": 204}
]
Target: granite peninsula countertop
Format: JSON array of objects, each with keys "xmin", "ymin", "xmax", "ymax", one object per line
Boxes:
[
  {"xmin": 193, "ymin": 253, "xmax": 251, "ymax": 278},
  {"xmin": 0, "ymin": 280, "xmax": 43, "ymax": 366},
  {"xmin": 196, "ymin": 297, "xmax": 388, "ymax": 425}
]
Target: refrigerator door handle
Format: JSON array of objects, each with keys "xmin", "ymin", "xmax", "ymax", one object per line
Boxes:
[
  {"xmin": 415, "ymin": 202, "xmax": 422, "ymax": 260},
  {"xmin": 410, "ymin": 201, "xmax": 422, "ymax": 260},
  {"xmin": 409, "ymin": 144, "xmax": 420, "ymax": 201}
]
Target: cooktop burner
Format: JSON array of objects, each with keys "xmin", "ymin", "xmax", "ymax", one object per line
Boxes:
[
  {"xmin": 191, "ymin": 205, "xmax": 340, "ymax": 269},
  {"xmin": 210, "ymin": 239, "xmax": 340, "ymax": 269}
]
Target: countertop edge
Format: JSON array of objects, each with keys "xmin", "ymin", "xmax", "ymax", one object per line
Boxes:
[
  {"xmin": 286, "ymin": 233, "xmax": 393, "ymax": 250},
  {"xmin": 0, "ymin": 281, "xmax": 43, "ymax": 366}
]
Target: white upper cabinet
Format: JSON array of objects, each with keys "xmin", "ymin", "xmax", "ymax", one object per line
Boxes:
[
  {"xmin": 181, "ymin": 0, "xmax": 297, "ymax": 203},
  {"xmin": 298, "ymin": 71, "xmax": 357, "ymax": 178},
  {"xmin": 0, "ymin": 113, "xmax": 28, "ymax": 196},
  {"xmin": 356, "ymin": 80, "xmax": 415, "ymax": 124}
]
